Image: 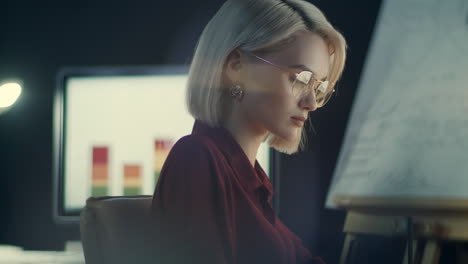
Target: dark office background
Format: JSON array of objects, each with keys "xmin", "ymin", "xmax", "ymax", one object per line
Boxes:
[{"xmin": 0, "ymin": 1, "xmax": 399, "ymax": 263}]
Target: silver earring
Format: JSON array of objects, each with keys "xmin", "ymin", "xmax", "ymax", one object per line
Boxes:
[{"xmin": 230, "ymin": 83, "xmax": 244, "ymax": 100}]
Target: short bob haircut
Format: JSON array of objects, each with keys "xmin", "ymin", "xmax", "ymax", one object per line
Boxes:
[{"xmin": 186, "ymin": 0, "xmax": 347, "ymax": 152}]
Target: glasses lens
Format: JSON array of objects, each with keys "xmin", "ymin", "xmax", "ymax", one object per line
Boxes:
[
  {"xmin": 293, "ymin": 72, "xmax": 334, "ymax": 107},
  {"xmin": 316, "ymin": 86, "xmax": 334, "ymax": 107},
  {"xmin": 292, "ymin": 71, "xmax": 313, "ymax": 97}
]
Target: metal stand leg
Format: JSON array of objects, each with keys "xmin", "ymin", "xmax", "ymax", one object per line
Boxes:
[
  {"xmin": 421, "ymin": 239, "xmax": 440, "ymax": 264},
  {"xmin": 340, "ymin": 234, "xmax": 356, "ymax": 264}
]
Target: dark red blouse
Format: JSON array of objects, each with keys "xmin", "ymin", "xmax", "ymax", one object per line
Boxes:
[{"xmin": 151, "ymin": 120, "xmax": 325, "ymax": 264}]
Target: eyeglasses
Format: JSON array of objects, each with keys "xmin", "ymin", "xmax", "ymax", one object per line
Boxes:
[{"xmin": 243, "ymin": 51, "xmax": 335, "ymax": 108}]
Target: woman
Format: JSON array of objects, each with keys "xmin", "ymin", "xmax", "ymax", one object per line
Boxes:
[{"xmin": 151, "ymin": 0, "xmax": 346, "ymax": 263}]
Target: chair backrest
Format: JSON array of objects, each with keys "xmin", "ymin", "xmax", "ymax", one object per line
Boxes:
[{"xmin": 80, "ymin": 195, "xmax": 157, "ymax": 264}]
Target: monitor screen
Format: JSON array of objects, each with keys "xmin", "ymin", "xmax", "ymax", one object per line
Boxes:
[{"xmin": 53, "ymin": 66, "xmax": 272, "ymax": 223}]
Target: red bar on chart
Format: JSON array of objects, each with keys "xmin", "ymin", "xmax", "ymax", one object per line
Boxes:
[
  {"xmin": 91, "ymin": 146, "xmax": 109, "ymax": 197},
  {"xmin": 154, "ymin": 139, "xmax": 173, "ymax": 188},
  {"xmin": 124, "ymin": 164, "xmax": 142, "ymax": 195}
]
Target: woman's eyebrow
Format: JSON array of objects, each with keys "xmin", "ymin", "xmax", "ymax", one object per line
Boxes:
[{"xmin": 289, "ymin": 64, "xmax": 328, "ymax": 81}]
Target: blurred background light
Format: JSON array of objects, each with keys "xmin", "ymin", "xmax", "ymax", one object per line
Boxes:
[{"xmin": 0, "ymin": 82, "xmax": 22, "ymax": 110}]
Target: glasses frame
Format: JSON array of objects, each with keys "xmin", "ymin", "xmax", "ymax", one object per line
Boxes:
[{"xmin": 243, "ymin": 50, "xmax": 335, "ymax": 107}]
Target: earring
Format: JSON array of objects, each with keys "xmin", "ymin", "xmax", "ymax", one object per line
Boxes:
[{"xmin": 230, "ymin": 83, "xmax": 244, "ymax": 100}]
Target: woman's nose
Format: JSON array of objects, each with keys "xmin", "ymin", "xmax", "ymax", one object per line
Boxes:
[{"xmin": 299, "ymin": 90, "xmax": 318, "ymax": 112}]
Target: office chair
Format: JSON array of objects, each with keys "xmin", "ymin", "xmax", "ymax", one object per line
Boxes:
[{"xmin": 80, "ymin": 195, "xmax": 158, "ymax": 264}]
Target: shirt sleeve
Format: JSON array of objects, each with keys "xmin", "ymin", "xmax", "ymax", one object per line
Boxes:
[{"xmin": 151, "ymin": 136, "xmax": 236, "ymax": 264}]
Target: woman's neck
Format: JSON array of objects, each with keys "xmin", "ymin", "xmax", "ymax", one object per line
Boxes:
[{"xmin": 222, "ymin": 112, "xmax": 268, "ymax": 167}]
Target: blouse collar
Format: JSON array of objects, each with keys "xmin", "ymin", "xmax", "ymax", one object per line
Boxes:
[{"xmin": 191, "ymin": 119, "xmax": 274, "ymax": 201}]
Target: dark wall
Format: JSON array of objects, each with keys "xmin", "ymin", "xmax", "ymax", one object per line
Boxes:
[{"xmin": 0, "ymin": 0, "xmax": 382, "ymax": 261}]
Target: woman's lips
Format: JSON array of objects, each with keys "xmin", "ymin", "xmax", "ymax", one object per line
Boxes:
[{"xmin": 291, "ymin": 116, "xmax": 305, "ymax": 127}]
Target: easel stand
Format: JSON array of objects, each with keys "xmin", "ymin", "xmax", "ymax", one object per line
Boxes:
[{"xmin": 339, "ymin": 211, "xmax": 468, "ymax": 264}]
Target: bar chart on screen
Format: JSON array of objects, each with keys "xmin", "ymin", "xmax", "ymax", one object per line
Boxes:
[{"xmin": 87, "ymin": 138, "xmax": 175, "ymax": 198}]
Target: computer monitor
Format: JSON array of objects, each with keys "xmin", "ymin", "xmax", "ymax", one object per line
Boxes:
[{"xmin": 52, "ymin": 66, "xmax": 273, "ymax": 224}]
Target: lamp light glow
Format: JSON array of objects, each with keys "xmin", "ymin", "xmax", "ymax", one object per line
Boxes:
[{"xmin": 0, "ymin": 82, "xmax": 22, "ymax": 108}]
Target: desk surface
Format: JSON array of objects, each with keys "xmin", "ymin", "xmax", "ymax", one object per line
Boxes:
[{"xmin": 0, "ymin": 241, "xmax": 85, "ymax": 264}]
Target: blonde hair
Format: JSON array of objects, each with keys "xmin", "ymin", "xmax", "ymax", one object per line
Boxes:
[{"xmin": 186, "ymin": 0, "xmax": 347, "ymax": 153}]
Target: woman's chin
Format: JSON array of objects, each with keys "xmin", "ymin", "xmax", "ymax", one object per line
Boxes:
[
  {"xmin": 279, "ymin": 127, "xmax": 302, "ymax": 142},
  {"xmin": 266, "ymin": 127, "xmax": 302, "ymax": 154}
]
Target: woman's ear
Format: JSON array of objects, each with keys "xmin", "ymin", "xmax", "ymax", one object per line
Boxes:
[{"xmin": 224, "ymin": 49, "xmax": 243, "ymax": 84}]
